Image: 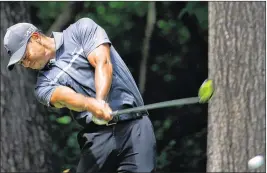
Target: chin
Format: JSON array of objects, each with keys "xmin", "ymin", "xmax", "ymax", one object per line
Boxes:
[
  {"xmin": 32, "ymin": 65, "xmax": 42, "ymax": 70},
  {"xmin": 39, "ymin": 64, "xmax": 46, "ymax": 70}
]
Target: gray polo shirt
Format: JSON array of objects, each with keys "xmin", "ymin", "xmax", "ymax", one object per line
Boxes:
[{"xmin": 34, "ymin": 18, "xmax": 145, "ymax": 127}]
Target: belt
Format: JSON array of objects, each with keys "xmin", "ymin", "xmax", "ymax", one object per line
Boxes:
[{"xmin": 106, "ymin": 112, "xmax": 146, "ymax": 126}]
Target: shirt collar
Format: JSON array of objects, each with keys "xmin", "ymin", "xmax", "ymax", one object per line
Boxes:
[
  {"xmin": 50, "ymin": 32, "xmax": 63, "ymax": 50},
  {"xmin": 42, "ymin": 32, "xmax": 63, "ymax": 70}
]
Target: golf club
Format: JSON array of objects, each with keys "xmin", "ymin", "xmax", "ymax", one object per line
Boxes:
[
  {"xmin": 111, "ymin": 97, "xmax": 200, "ymax": 116},
  {"xmin": 111, "ymin": 79, "xmax": 214, "ymax": 117},
  {"xmin": 92, "ymin": 79, "xmax": 214, "ymax": 125}
]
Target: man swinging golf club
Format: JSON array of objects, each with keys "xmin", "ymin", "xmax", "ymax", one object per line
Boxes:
[{"xmin": 4, "ymin": 18, "xmax": 157, "ymax": 172}]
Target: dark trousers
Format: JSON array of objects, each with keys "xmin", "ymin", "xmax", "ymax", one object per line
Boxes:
[{"xmin": 76, "ymin": 116, "xmax": 157, "ymax": 173}]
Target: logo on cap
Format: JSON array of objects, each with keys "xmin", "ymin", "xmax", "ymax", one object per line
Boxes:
[{"xmin": 24, "ymin": 26, "xmax": 36, "ymax": 38}]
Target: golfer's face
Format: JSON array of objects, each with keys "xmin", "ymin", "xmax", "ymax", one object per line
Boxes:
[{"xmin": 20, "ymin": 38, "xmax": 47, "ymax": 70}]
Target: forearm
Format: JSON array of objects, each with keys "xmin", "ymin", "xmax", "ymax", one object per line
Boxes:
[
  {"xmin": 95, "ymin": 61, "xmax": 113, "ymax": 101},
  {"xmin": 51, "ymin": 86, "xmax": 100, "ymax": 113},
  {"xmin": 59, "ymin": 93, "xmax": 93, "ymax": 112}
]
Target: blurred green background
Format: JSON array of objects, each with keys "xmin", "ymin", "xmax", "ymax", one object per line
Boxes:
[{"xmin": 30, "ymin": 1, "xmax": 208, "ymax": 172}]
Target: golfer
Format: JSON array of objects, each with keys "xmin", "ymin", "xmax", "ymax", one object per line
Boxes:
[{"xmin": 4, "ymin": 18, "xmax": 156, "ymax": 172}]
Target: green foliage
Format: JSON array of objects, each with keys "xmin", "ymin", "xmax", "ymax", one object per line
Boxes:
[
  {"xmin": 195, "ymin": 8, "xmax": 208, "ymax": 30},
  {"xmin": 32, "ymin": 2, "xmax": 67, "ymax": 30},
  {"xmin": 150, "ymin": 55, "xmax": 181, "ymax": 83},
  {"xmin": 178, "ymin": 25, "xmax": 191, "ymax": 44},
  {"xmin": 157, "ymin": 139, "xmax": 177, "ymax": 169},
  {"xmin": 154, "ymin": 118, "xmax": 173, "ymax": 140},
  {"xmin": 67, "ymin": 132, "xmax": 79, "ymax": 147},
  {"xmin": 56, "ymin": 116, "xmax": 72, "ymax": 125},
  {"xmin": 157, "ymin": 19, "xmax": 178, "ymax": 36},
  {"xmin": 179, "ymin": 2, "xmax": 200, "ymax": 17},
  {"xmin": 50, "ymin": 114, "xmax": 81, "ymax": 169},
  {"xmin": 179, "ymin": 2, "xmax": 208, "ymax": 30}
]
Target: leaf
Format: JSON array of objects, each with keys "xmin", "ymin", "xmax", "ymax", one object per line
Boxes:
[
  {"xmin": 67, "ymin": 132, "xmax": 78, "ymax": 147},
  {"xmin": 157, "ymin": 19, "xmax": 175, "ymax": 35},
  {"xmin": 194, "ymin": 7, "xmax": 208, "ymax": 30},
  {"xmin": 151, "ymin": 64, "xmax": 160, "ymax": 72},
  {"xmin": 108, "ymin": 2, "xmax": 116, "ymax": 8},
  {"xmin": 169, "ymin": 140, "xmax": 176, "ymax": 146},
  {"xmin": 49, "ymin": 115, "xmax": 57, "ymax": 121},
  {"xmin": 178, "ymin": 1, "xmax": 200, "ymax": 18},
  {"xmin": 116, "ymin": 2, "xmax": 126, "ymax": 8},
  {"xmin": 96, "ymin": 5, "xmax": 106, "ymax": 15},
  {"xmin": 56, "ymin": 116, "xmax": 72, "ymax": 125},
  {"xmin": 108, "ymin": 2, "xmax": 125, "ymax": 9},
  {"xmin": 105, "ymin": 14, "xmax": 120, "ymax": 26},
  {"xmin": 157, "ymin": 20, "xmax": 167, "ymax": 29},
  {"xmin": 163, "ymin": 118, "xmax": 172, "ymax": 129},
  {"xmin": 157, "ymin": 151, "xmax": 171, "ymax": 169},
  {"xmin": 178, "ymin": 26, "xmax": 191, "ymax": 44},
  {"xmin": 135, "ymin": 6, "xmax": 147, "ymax": 17},
  {"xmin": 153, "ymin": 120, "xmax": 161, "ymax": 127},
  {"xmin": 67, "ymin": 136, "xmax": 76, "ymax": 147},
  {"xmin": 156, "ymin": 128, "xmax": 164, "ymax": 140},
  {"xmin": 164, "ymin": 74, "xmax": 175, "ymax": 82}
]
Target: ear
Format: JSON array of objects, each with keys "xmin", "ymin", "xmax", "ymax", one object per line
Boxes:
[{"xmin": 31, "ymin": 32, "xmax": 41, "ymax": 42}]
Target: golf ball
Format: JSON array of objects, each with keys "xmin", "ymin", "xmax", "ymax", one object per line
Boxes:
[{"xmin": 248, "ymin": 155, "xmax": 264, "ymax": 169}]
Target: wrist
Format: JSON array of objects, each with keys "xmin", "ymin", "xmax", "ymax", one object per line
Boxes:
[
  {"xmin": 83, "ymin": 97, "xmax": 93, "ymax": 112},
  {"xmin": 84, "ymin": 97, "xmax": 100, "ymax": 113},
  {"xmin": 98, "ymin": 100, "xmax": 106, "ymax": 106},
  {"xmin": 96, "ymin": 97, "xmax": 106, "ymax": 104}
]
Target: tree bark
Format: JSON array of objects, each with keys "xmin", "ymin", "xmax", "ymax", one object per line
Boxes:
[
  {"xmin": 139, "ymin": 2, "xmax": 156, "ymax": 95},
  {"xmin": 207, "ymin": 2, "xmax": 266, "ymax": 172},
  {"xmin": 1, "ymin": 2, "xmax": 52, "ymax": 172}
]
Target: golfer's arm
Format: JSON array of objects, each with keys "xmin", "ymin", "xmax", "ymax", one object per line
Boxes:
[
  {"xmin": 87, "ymin": 43, "xmax": 113, "ymax": 101},
  {"xmin": 50, "ymin": 86, "xmax": 98, "ymax": 112}
]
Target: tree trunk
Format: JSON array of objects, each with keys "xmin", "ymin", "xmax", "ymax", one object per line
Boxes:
[
  {"xmin": 1, "ymin": 2, "xmax": 52, "ymax": 172},
  {"xmin": 207, "ymin": 2, "xmax": 265, "ymax": 172}
]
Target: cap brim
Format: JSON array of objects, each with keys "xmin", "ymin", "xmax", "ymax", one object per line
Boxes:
[{"xmin": 7, "ymin": 42, "xmax": 27, "ymax": 71}]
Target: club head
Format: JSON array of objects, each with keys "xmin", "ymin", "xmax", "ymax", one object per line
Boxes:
[
  {"xmin": 62, "ymin": 168, "xmax": 76, "ymax": 173},
  {"xmin": 198, "ymin": 79, "xmax": 214, "ymax": 103}
]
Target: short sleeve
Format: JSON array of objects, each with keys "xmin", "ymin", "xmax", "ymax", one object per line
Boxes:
[
  {"xmin": 74, "ymin": 18, "xmax": 111, "ymax": 57},
  {"xmin": 34, "ymin": 73, "xmax": 59, "ymax": 107}
]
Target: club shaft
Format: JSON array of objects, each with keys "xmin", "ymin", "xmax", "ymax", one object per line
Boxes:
[{"xmin": 111, "ymin": 97, "xmax": 199, "ymax": 116}]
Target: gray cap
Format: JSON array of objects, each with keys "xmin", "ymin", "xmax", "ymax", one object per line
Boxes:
[{"xmin": 3, "ymin": 23, "xmax": 38, "ymax": 70}]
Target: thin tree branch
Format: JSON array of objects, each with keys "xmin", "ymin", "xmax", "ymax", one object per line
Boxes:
[
  {"xmin": 46, "ymin": 2, "xmax": 83, "ymax": 35},
  {"xmin": 138, "ymin": 2, "xmax": 156, "ymax": 95}
]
